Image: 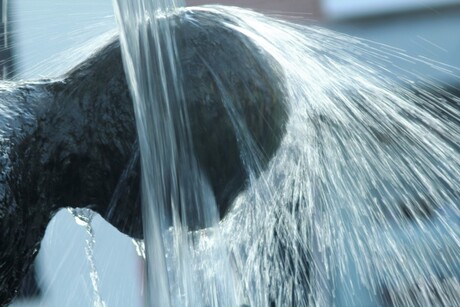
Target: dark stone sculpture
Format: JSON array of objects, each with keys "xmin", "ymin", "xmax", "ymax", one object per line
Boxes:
[{"xmin": 0, "ymin": 10, "xmax": 287, "ymax": 305}]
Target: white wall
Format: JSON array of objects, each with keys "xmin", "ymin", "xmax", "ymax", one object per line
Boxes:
[{"xmin": 323, "ymin": 0, "xmax": 460, "ymax": 20}]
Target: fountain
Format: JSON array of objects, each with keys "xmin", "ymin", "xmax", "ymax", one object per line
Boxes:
[
  {"xmin": 113, "ymin": 3, "xmax": 460, "ymax": 306},
  {"xmin": 0, "ymin": 7, "xmax": 285, "ymax": 304},
  {"xmin": 1, "ymin": 2, "xmax": 460, "ymax": 307}
]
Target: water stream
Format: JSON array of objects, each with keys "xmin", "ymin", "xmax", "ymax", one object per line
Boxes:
[
  {"xmin": 70, "ymin": 208, "xmax": 107, "ymax": 307},
  {"xmin": 112, "ymin": 3, "xmax": 459, "ymax": 307},
  {"xmin": 113, "ymin": 1, "xmax": 227, "ymax": 306}
]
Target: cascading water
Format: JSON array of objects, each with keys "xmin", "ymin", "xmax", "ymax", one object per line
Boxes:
[
  {"xmin": 113, "ymin": 1, "xmax": 230, "ymax": 306},
  {"xmin": 112, "ymin": 3, "xmax": 459, "ymax": 307}
]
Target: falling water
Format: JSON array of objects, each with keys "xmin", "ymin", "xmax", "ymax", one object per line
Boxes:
[
  {"xmin": 113, "ymin": 1, "xmax": 229, "ymax": 306},
  {"xmin": 69, "ymin": 208, "xmax": 107, "ymax": 307},
  {"xmin": 113, "ymin": 3, "xmax": 459, "ymax": 307}
]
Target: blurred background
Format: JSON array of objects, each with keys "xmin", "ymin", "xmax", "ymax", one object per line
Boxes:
[{"xmin": 3, "ymin": 0, "xmax": 459, "ymax": 306}]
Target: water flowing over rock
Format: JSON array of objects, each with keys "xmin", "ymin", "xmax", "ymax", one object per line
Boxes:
[
  {"xmin": 0, "ymin": 8, "xmax": 288, "ymax": 303},
  {"xmin": 1, "ymin": 3, "xmax": 460, "ymax": 306},
  {"xmin": 115, "ymin": 5, "xmax": 460, "ymax": 306}
]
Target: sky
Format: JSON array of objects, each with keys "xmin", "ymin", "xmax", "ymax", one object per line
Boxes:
[{"xmin": 13, "ymin": 0, "xmax": 116, "ymax": 79}]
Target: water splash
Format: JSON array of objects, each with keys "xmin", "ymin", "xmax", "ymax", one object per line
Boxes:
[
  {"xmin": 113, "ymin": 4, "xmax": 460, "ymax": 307},
  {"xmin": 69, "ymin": 208, "xmax": 107, "ymax": 307},
  {"xmin": 132, "ymin": 239, "xmax": 146, "ymax": 259},
  {"xmin": 214, "ymin": 7, "xmax": 460, "ymax": 306}
]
